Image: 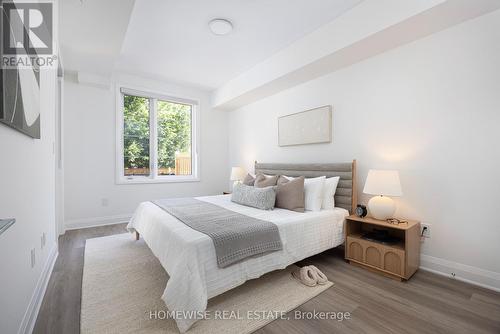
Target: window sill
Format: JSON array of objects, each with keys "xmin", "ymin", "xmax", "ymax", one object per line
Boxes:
[{"xmin": 116, "ymin": 176, "xmax": 200, "ymax": 185}]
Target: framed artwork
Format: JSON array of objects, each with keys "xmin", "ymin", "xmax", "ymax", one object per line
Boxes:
[
  {"xmin": 278, "ymin": 105, "xmax": 332, "ymax": 146},
  {"xmin": 0, "ymin": 1, "xmax": 43, "ymax": 139},
  {"xmin": 0, "ymin": 63, "xmax": 41, "ymax": 139}
]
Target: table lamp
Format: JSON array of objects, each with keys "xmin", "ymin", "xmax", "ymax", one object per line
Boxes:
[
  {"xmin": 363, "ymin": 169, "xmax": 402, "ymax": 220},
  {"xmin": 230, "ymin": 167, "xmax": 246, "ymax": 186}
]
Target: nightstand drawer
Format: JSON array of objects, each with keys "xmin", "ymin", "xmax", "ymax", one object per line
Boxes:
[{"xmin": 346, "ymin": 235, "xmax": 405, "ymax": 277}]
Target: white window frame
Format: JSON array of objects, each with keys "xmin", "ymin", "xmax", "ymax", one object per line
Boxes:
[{"xmin": 116, "ymin": 86, "xmax": 200, "ymax": 184}]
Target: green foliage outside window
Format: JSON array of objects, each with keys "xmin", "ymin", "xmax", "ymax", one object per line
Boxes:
[
  {"xmin": 157, "ymin": 100, "xmax": 191, "ymax": 171},
  {"xmin": 124, "ymin": 95, "xmax": 150, "ymax": 170},
  {"xmin": 123, "ymin": 95, "xmax": 191, "ymax": 175}
]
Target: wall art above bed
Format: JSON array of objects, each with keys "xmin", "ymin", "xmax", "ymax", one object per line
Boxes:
[{"xmin": 278, "ymin": 105, "xmax": 332, "ymax": 146}]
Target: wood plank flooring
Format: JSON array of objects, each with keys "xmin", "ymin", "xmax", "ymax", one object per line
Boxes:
[{"xmin": 34, "ymin": 224, "xmax": 500, "ymax": 334}]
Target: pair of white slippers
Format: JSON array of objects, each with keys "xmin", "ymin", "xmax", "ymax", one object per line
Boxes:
[{"xmin": 292, "ymin": 265, "xmax": 328, "ymax": 287}]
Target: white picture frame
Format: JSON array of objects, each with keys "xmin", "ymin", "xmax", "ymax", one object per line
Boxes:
[{"xmin": 278, "ymin": 105, "xmax": 332, "ymax": 146}]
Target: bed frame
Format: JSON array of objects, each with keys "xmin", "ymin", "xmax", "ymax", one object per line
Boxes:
[
  {"xmin": 134, "ymin": 160, "xmax": 357, "ymax": 240},
  {"xmin": 254, "ymin": 160, "xmax": 357, "ymax": 213}
]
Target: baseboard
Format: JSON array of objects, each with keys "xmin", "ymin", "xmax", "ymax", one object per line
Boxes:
[
  {"xmin": 65, "ymin": 214, "xmax": 132, "ymax": 230},
  {"xmin": 420, "ymin": 254, "xmax": 500, "ymax": 292},
  {"xmin": 18, "ymin": 244, "xmax": 58, "ymax": 334}
]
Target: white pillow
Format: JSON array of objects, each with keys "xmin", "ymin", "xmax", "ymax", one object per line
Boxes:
[
  {"xmin": 322, "ymin": 176, "xmax": 340, "ymax": 210},
  {"xmin": 304, "ymin": 176, "xmax": 326, "ymax": 211},
  {"xmin": 283, "ymin": 175, "xmax": 325, "ymax": 211}
]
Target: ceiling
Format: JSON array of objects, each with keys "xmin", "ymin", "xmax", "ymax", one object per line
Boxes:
[
  {"xmin": 59, "ymin": 0, "xmax": 135, "ymax": 75},
  {"xmin": 60, "ymin": 0, "xmax": 362, "ymax": 90}
]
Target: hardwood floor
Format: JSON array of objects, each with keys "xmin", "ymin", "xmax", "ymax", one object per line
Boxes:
[
  {"xmin": 33, "ymin": 224, "xmax": 127, "ymax": 334},
  {"xmin": 34, "ymin": 225, "xmax": 500, "ymax": 334}
]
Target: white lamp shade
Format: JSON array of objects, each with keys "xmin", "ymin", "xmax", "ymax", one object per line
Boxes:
[
  {"xmin": 230, "ymin": 167, "xmax": 246, "ymax": 181},
  {"xmin": 363, "ymin": 170, "xmax": 402, "ymax": 197}
]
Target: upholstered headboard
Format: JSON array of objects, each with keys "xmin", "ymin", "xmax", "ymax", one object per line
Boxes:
[{"xmin": 254, "ymin": 160, "xmax": 357, "ymax": 213}]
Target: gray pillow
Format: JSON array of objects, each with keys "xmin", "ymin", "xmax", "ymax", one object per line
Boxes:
[
  {"xmin": 276, "ymin": 176, "xmax": 305, "ymax": 212},
  {"xmin": 242, "ymin": 173, "xmax": 255, "ymax": 186},
  {"xmin": 231, "ymin": 183, "xmax": 276, "ymax": 210},
  {"xmin": 254, "ymin": 174, "xmax": 278, "ymax": 188}
]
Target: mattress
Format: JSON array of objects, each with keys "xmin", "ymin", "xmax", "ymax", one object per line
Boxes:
[{"xmin": 127, "ymin": 194, "xmax": 348, "ymax": 332}]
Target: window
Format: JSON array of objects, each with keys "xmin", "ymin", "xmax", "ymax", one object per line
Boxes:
[{"xmin": 117, "ymin": 88, "xmax": 198, "ymax": 183}]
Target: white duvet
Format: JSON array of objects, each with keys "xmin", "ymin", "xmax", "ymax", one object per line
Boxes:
[{"xmin": 127, "ymin": 195, "xmax": 348, "ymax": 332}]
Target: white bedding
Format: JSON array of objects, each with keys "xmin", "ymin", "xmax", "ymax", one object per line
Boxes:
[{"xmin": 126, "ymin": 195, "xmax": 348, "ymax": 332}]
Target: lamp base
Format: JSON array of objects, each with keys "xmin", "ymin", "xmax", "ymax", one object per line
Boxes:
[{"xmin": 368, "ymin": 195, "xmax": 396, "ymax": 220}]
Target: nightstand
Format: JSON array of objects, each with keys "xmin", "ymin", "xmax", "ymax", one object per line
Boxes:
[{"xmin": 345, "ymin": 215, "xmax": 420, "ymax": 281}]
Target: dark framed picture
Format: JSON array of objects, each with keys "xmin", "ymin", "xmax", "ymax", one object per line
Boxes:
[
  {"xmin": 0, "ymin": 66, "xmax": 41, "ymax": 139},
  {"xmin": 0, "ymin": 1, "xmax": 42, "ymax": 139},
  {"xmin": 0, "ymin": 56, "xmax": 40, "ymax": 139}
]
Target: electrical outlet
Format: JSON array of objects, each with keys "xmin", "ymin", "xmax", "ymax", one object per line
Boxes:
[
  {"xmin": 101, "ymin": 198, "xmax": 109, "ymax": 207},
  {"xmin": 421, "ymin": 223, "xmax": 431, "ymax": 238},
  {"xmin": 30, "ymin": 248, "xmax": 36, "ymax": 268}
]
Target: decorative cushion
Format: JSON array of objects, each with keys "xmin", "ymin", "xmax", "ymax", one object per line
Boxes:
[
  {"xmin": 242, "ymin": 173, "xmax": 256, "ymax": 186},
  {"xmin": 231, "ymin": 183, "xmax": 276, "ymax": 210},
  {"xmin": 282, "ymin": 175, "xmax": 326, "ymax": 211},
  {"xmin": 304, "ymin": 176, "xmax": 326, "ymax": 211},
  {"xmin": 276, "ymin": 176, "xmax": 305, "ymax": 212},
  {"xmin": 254, "ymin": 174, "xmax": 279, "ymax": 188},
  {"xmin": 322, "ymin": 176, "xmax": 340, "ymax": 210}
]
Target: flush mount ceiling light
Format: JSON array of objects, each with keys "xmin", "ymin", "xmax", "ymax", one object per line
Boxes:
[{"xmin": 209, "ymin": 19, "xmax": 233, "ymax": 36}]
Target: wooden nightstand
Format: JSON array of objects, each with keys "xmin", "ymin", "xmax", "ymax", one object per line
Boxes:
[{"xmin": 345, "ymin": 215, "xmax": 420, "ymax": 281}]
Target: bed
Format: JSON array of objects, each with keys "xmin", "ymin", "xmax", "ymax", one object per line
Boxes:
[{"xmin": 126, "ymin": 161, "xmax": 357, "ymax": 332}]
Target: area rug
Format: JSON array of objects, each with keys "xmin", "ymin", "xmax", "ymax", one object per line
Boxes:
[{"xmin": 81, "ymin": 233, "xmax": 333, "ymax": 334}]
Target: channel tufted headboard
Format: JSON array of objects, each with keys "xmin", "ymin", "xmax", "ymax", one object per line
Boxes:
[{"xmin": 254, "ymin": 160, "xmax": 357, "ymax": 213}]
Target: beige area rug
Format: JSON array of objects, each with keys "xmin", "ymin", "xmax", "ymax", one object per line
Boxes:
[{"xmin": 81, "ymin": 233, "xmax": 333, "ymax": 334}]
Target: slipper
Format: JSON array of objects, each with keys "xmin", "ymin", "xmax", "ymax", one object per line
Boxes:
[
  {"xmin": 307, "ymin": 265, "xmax": 328, "ymax": 285},
  {"xmin": 291, "ymin": 266, "xmax": 318, "ymax": 287}
]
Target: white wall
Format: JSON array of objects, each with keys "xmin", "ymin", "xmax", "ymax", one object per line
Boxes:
[
  {"xmin": 0, "ymin": 68, "xmax": 58, "ymax": 333},
  {"xmin": 63, "ymin": 74, "xmax": 229, "ymax": 228},
  {"xmin": 228, "ymin": 10, "xmax": 500, "ymax": 289}
]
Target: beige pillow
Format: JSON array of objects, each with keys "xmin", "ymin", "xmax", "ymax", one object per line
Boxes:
[
  {"xmin": 242, "ymin": 173, "xmax": 255, "ymax": 186},
  {"xmin": 254, "ymin": 174, "xmax": 278, "ymax": 188},
  {"xmin": 275, "ymin": 176, "xmax": 305, "ymax": 212}
]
